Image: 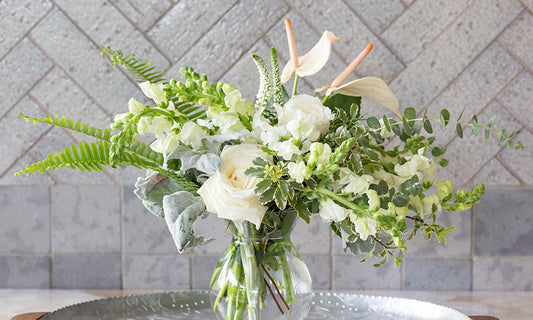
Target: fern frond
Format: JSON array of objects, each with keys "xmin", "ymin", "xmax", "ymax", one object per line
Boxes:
[
  {"xmin": 101, "ymin": 46, "xmax": 166, "ymax": 83},
  {"xmin": 169, "ymin": 99, "xmax": 207, "ymax": 120},
  {"xmin": 16, "ymin": 141, "xmax": 199, "ymax": 191}
]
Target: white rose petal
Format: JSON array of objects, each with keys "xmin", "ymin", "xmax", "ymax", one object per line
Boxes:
[{"xmin": 198, "ymin": 144, "xmax": 270, "ymax": 229}]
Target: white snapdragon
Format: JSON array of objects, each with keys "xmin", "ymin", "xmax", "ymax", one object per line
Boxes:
[
  {"xmin": 179, "ymin": 121, "xmax": 209, "ymax": 149},
  {"xmin": 423, "ymin": 194, "xmax": 442, "ymax": 216},
  {"xmin": 394, "ymin": 148, "xmax": 430, "ymax": 178},
  {"xmin": 212, "ymin": 111, "xmax": 245, "ymax": 134},
  {"xmin": 273, "ymin": 140, "xmax": 301, "ymax": 160},
  {"xmin": 349, "ymin": 214, "xmax": 377, "ymax": 241},
  {"xmin": 150, "ymin": 132, "xmax": 181, "ymax": 155},
  {"xmin": 307, "ymin": 142, "xmax": 332, "ymax": 167},
  {"xmin": 223, "ymin": 85, "xmax": 254, "ymax": 116},
  {"xmin": 339, "ymin": 168, "xmax": 373, "ymax": 195},
  {"xmin": 436, "ymin": 180, "xmax": 453, "ymax": 200},
  {"xmin": 145, "ymin": 116, "xmax": 173, "ymax": 137},
  {"xmin": 137, "ymin": 116, "xmax": 153, "ymax": 135},
  {"xmin": 422, "ymin": 159, "xmax": 436, "ymax": 187},
  {"xmin": 277, "ymin": 94, "xmax": 333, "ymax": 142},
  {"xmin": 378, "ymin": 118, "xmax": 394, "ymax": 139},
  {"xmin": 366, "ymin": 189, "xmax": 380, "ymax": 212},
  {"xmin": 139, "ymin": 81, "xmax": 167, "ymax": 106},
  {"xmin": 319, "ymin": 198, "xmax": 350, "ymax": 222},
  {"xmin": 128, "ymin": 98, "xmax": 145, "ymax": 114},
  {"xmin": 287, "ymin": 161, "xmax": 312, "ymax": 183}
]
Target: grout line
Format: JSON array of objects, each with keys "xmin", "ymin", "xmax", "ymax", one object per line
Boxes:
[
  {"xmin": 50, "ymin": 184, "xmax": 54, "ymax": 288},
  {"xmin": 120, "ymin": 185, "xmax": 125, "ymax": 289},
  {"xmin": 470, "ymin": 206, "xmax": 474, "ymax": 291},
  {"xmin": 378, "ymin": 4, "xmax": 408, "ymax": 36},
  {"xmin": 144, "ymin": 0, "xmax": 178, "ymax": 33}
]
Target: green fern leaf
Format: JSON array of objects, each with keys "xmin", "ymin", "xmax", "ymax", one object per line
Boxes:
[{"xmin": 101, "ymin": 46, "xmax": 166, "ymax": 83}]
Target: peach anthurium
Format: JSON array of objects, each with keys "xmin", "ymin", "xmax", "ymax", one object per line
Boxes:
[
  {"xmin": 280, "ymin": 19, "xmax": 340, "ymax": 84},
  {"xmin": 318, "ymin": 44, "xmax": 401, "ymax": 118}
]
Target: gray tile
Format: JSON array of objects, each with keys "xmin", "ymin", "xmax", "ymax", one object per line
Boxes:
[
  {"xmin": 53, "ymin": 254, "xmax": 120, "ymax": 289},
  {"xmin": 124, "ymin": 255, "xmax": 190, "ymax": 289},
  {"xmin": 471, "ymin": 159, "xmax": 521, "ymax": 186},
  {"xmin": 302, "ymin": 255, "xmax": 331, "ymax": 290},
  {"xmin": 0, "ymin": 97, "xmax": 48, "ymax": 176},
  {"xmin": 0, "ymin": 186, "xmax": 50, "ymax": 253},
  {"xmin": 112, "ymin": 0, "xmax": 173, "ymax": 32},
  {"xmin": 498, "ymin": 71, "xmax": 533, "ymax": 131},
  {"xmin": 292, "ymin": 217, "xmax": 331, "ymax": 255},
  {"xmin": 52, "ymin": 185, "xmax": 120, "ymax": 253},
  {"xmin": 499, "ymin": 11, "xmax": 533, "ymax": 69},
  {"xmin": 0, "ymin": 37, "xmax": 52, "ymax": 116},
  {"xmin": 107, "ymin": 166, "xmax": 144, "ymax": 186},
  {"xmin": 381, "ymin": 0, "xmax": 470, "ymax": 63},
  {"xmin": 148, "ymin": 0, "xmax": 237, "ymax": 62},
  {"xmin": 289, "ymin": 0, "xmax": 404, "ymax": 83},
  {"xmin": 0, "ymin": 255, "xmax": 50, "ymax": 288},
  {"xmin": 332, "ymin": 256, "xmax": 401, "ymax": 290},
  {"xmin": 172, "ymin": 0, "xmax": 288, "ymax": 81},
  {"xmin": 0, "ymin": 153, "xmax": 55, "ymax": 185},
  {"xmin": 474, "ymin": 188, "xmax": 533, "ymax": 256},
  {"xmin": 30, "ymin": 9, "xmax": 141, "ymax": 116},
  {"xmin": 499, "ymin": 130, "xmax": 533, "ymax": 184},
  {"xmin": 344, "ymin": 0, "xmax": 405, "ymax": 34},
  {"xmin": 404, "ymin": 258, "xmax": 471, "ymax": 290},
  {"xmin": 473, "ymin": 257, "xmax": 533, "ymax": 291},
  {"xmin": 31, "ymin": 67, "xmax": 111, "ymax": 130},
  {"xmin": 437, "ymin": 100, "xmax": 522, "ymax": 186},
  {"xmin": 54, "ymin": 0, "xmax": 169, "ymax": 71},
  {"xmin": 406, "ymin": 209, "xmax": 472, "ymax": 257},
  {"xmin": 29, "ymin": 129, "xmax": 114, "ymax": 185},
  {"xmin": 391, "ymin": 0, "xmax": 523, "ymax": 111},
  {"xmin": 0, "ymin": 0, "xmax": 52, "ymax": 58},
  {"xmin": 191, "ymin": 255, "xmax": 219, "ymax": 290},
  {"xmin": 123, "ymin": 186, "xmax": 177, "ymax": 254},
  {"xmin": 192, "ymin": 213, "xmax": 232, "ymax": 255}
]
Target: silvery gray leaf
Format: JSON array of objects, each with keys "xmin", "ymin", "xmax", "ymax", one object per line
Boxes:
[
  {"xmin": 166, "ymin": 145, "xmax": 223, "ymax": 175},
  {"xmin": 134, "ymin": 171, "xmax": 185, "ymax": 218},
  {"xmin": 163, "ymin": 191, "xmax": 212, "ymax": 253},
  {"xmin": 201, "ymin": 132, "xmax": 245, "ymax": 154}
]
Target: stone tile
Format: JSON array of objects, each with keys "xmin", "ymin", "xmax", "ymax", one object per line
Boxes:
[
  {"xmin": 0, "ymin": 38, "xmax": 52, "ymax": 118},
  {"xmin": 471, "ymin": 159, "xmax": 521, "ymax": 186},
  {"xmin": 0, "ymin": 97, "xmax": 48, "ymax": 177},
  {"xmin": 499, "ymin": 11, "xmax": 533, "ymax": 69},
  {"xmin": 332, "ymin": 255, "xmax": 401, "ymax": 290},
  {"xmin": 55, "ymin": 0, "xmax": 169, "ymax": 70},
  {"xmin": 0, "ymin": 153, "xmax": 55, "ymax": 185},
  {"xmin": 0, "ymin": 0, "xmax": 52, "ymax": 58},
  {"xmin": 344, "ymin": 0, "xmax": 405, "ymax": 34},
  {"xmin": 0, "ymin": 255, "xmax": 50, "ymax": 288},
  {"xmin": 52, "ymin": 185, "xmax": 120, "ymax": 253},
  {"xmin": 29, "ymin": 129, "xmax": 114, "ymax": 185},
  {"xmin": 262, "ymin": 11, "xmax": 352, "ymax": 91},
  {"xmin": 30, "ymin": 9, "xmax": 141, "ymax": 115},
  {"xmin": 498, "ymin": 71, "xmax": 533, "ymax": 131},
  {"xmin": 112, "ymin": 0, "xmax": 173, "ymax": 32},
  {"xmin": 473, "ymin": 257, "xmax": 533, "ymax": 291},
  {"xmin": 428, "ymin": 42, "xmax": 522, "ymax": 145},
  {"xmin": 107, "ymin": 166, "xmax": 144, "ymax": 186},
  {"xmin": 474, "ymin": 188, "xmax": 533, "ymax": 256},
  {"xmin": 498, "ymin": 130, "xmax": 533, "ymax": 184},
  {"xmin": 406, "ymin": 209, "xmax": 472, "ymax": 257},
  {"xmin": 123, "ymin": 186, "xmax": 177, "ymax": 254},
  {"xmin": 53, "ymin": 254, "xmax": 120, "ymax": 289},
  {"xmin": 292, "ymin": 217, "xmax": 331, "ymax": 255},
  {"xmin": 192, "ymin": 213, "xmax": 232, "ymax": 255},
  {"xmin": 191, "ymin": 255, "xmax": 219, "ymax": 289},
  {"xmin": 391, "ymin": 0, "xmax": 523, "ymax": 111},
  {"xmin": 302, "ymin": 255, "xmax": 331, "ymax": 290},
  {"xmin": 401, "ymin": 0, "xmax": 415, "ymax": 6},
  {"xmin": 149, "ymin": 0, "xmax": 237, "ymax": 62},
  {"xmin": 520, "ymin": 0, "xmax": 533, "ymax": 12},
  {"xmin": 404, "ymin": 258, "xmax": 472, "ymax": 290},
  {"xmin": 31, "ymin": 67, "xmax": 111, "ymax": 130},
  {"xmin": 124, "ymin": 255, "xmax": 190, "ymax": 289},
  {"xmin": 290, "ymin": 0, "xmax": 404, "ymax": 83},
  {"xmin": 382, "ymin": 0, "xmax": 471, "ymax": 64},
  {"xmin": 437, "ymin": 100, "xmax": 522, "ymax": 186},
  {"xmin": 0, "ymin": 186, "xmax": 50, "ymax": 253},
  {"xmin": 172, "ymin": 0, "xmax": 288, "ymax": 81}
]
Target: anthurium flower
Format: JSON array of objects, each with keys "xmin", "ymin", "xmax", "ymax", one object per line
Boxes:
[
  {"xmin": 318, "ymin": 44, "xmax": 401, "ymax": 117},
  {"xmin": 280, "ymin": 19, "xmax": 339, "ymax": 84}
]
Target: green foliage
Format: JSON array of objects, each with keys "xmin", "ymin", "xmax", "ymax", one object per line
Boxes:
[{"xmin": 101, "ymin": 46, "xmax": 165, "ymax": 83}]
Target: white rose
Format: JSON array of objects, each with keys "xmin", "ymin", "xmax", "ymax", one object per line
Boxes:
[
  {"xmin": 179, "ymin": 121, "xmax": 208, "ymax": 149},
  {"xmin": 319, "ymin": 198, "xmax": 350, "ymax": 222},
  {"xmin": 198, "ymin": 144, "xmax": 269, "ymax": 229},
  {"xmin": 139, "ymin": 81, "xmax": 167, "ymax": 106},
  {"xmin": 277, "ymin": 94, "xmax": 334, "ymax": 141},
  {"xmin": 287, "ymin": 161, "xmax": 312, "ymax": 183}
]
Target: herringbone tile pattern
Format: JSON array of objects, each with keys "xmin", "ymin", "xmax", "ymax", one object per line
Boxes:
[{"xmin": 1, "ymin": 0, "xmax": 532, "ymax": 290}]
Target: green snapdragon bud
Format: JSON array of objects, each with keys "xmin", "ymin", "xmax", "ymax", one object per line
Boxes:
[{"xmin": 436, "ymin": 180, "xmax": 453, "ymax": 200}]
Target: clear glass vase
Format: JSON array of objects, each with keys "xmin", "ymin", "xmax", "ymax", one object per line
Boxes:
[{"xmin": 209, "ymin": 217, "xmax": 312, "ymax": 320}]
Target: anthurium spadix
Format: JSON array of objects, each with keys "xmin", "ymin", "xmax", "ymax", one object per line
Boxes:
[
  {"xmin": 318, "ymin": 44, "xmax": 401, "ymax": 118},
  {"xmin": 281, "ymin": 19, "xmax": 339, "ymax": 84}
]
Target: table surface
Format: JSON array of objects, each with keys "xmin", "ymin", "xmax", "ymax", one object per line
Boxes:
[{"xmin": 3, "ymin": 289, "xmax": 533, "ymax": 320}]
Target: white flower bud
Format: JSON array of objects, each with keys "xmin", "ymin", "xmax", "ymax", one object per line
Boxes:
[
  {"xmin": 128, "ymin": 98, "xmax": 145, "ymax": 114},
  {"xmin": 287, "ymin": 161, "xmax": 312, "ymax": 183}
]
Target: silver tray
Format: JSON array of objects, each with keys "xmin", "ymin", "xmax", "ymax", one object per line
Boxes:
[{"xmin": 40, "ymin": 291, "xmax": 470, "ymax": 320}]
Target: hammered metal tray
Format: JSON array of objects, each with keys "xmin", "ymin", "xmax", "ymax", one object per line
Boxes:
[{"xmin": 39, "ymin": 291, "xmax": 470, "ymax": 320}]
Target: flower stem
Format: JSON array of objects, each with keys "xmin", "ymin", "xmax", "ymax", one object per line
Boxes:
[
  {"xmin": 315, "ymin": 187, "xmax": 367, "ymax": 215},
  {"xmin": 292, "ymin": 74, "xmax": 299, "ymax": 97},
  {"xmin": 279, "ymin": 252, "xmax": 295, "ymax": 304}
]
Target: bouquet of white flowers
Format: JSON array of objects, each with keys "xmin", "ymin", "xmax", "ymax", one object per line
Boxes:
[{"xmin": 17, "ymin": 19, "xmax": 522, "ymax": 320}]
